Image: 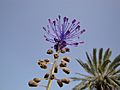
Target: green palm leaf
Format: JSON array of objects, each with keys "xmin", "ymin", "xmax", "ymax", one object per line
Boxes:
[
  {"xmin": 76, "ymin": 59, "xmax": 94, "ymax": 75},
  {"xmin": 108, "ymin": 55, "xmax": 120, "ymax": 70},
  {"xmin": 98, "ymin": 48, "xmax": 103, "ymax": 67},
  {"xmin": 101, "ymin": 59, "xmax": 111, "ymax": 73},
  {"xmin": 103, "ymin": 48, "xmax": 111, "ymax": 62},
  {"xmin": 93, "ymin": 48, "xmax": 97, "ymax": 72}
]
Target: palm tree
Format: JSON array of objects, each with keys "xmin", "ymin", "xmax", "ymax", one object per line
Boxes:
[{"xmin": 71, "ymin": 48, "xmax": 120, "ymax": 90}]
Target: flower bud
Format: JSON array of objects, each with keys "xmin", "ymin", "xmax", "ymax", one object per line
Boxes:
[
  {"xmin": 61, "ymin": 78, "xmax": 70, "ymax": 84},
  {"xmin": 44, "ymin": 59, "xmax": 50, "ymax": 64},
  {"xmin": 33, "ymin": 78, "xmax": 41, "ymax": 83},
  {"xmin": 54, "ymin": 66, "xmax": 58, "ymax": 73},
  {"xmin": 47, "ymin": 49, "xmax": 53, "ymax": 54},
  {"xmin": 62, "ymin": 67, "xmax": 70, "ymax": 74},
  {"xmin": 54, "ymin": 53, "xmax": 59, "ymax": 59},
  {"xmin": 50, "ymin": 74, "xmax": 55, "ymax": 80},
  {"xmin": 62, "ymin": 57, "xmax": 70, "ymax": 63},
  {"xmin": 40, "ymin": 63, "xmax": 47, "ymax": 69},
  {"xmin": 60, "ymin": 48, "xmax": 66, "ymax": 53},
  {"xmin": 44, "ymin": 73, "xmax": 49, "ymax": 79},
  {"xmin": 59, "ymin": 61, "xmax": 67, "ymax": 67},
  {"xmin": 28, "ymin": 80, "xmax": 38, "ymax": 87},
  {"xmin": 65, "ymin": 48, "xmax": 70, "ymax": 52},
  {"xmin": 37, "ymin": 60, "xmax": 44, "ymax": 65},
  {"xmin": 57, "ymin": 79, "xmax": 63, "ymax": 87}
]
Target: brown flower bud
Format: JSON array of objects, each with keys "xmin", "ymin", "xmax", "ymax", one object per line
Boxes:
[
  {"xmin": 54, "ymin": 66, "xmax": 58, "ymax": 73},
  {"xmin": 33, "ymin": 78, "xmax": 41, "ymax": 83},
  {"xmin": 40, "ymin": 63, "xmax": 47, "ymax": 69},
  {"xmin": 62, "ymin": 57, "xmax": 70, "ymax": 63},
  {"xmin": 44, "ymin": 59, "xmax": 50, "ymax": 64},
  {"xmin": 50, "ymin": 74, "xmax": 55, "ymax": 80},
  {"xmin": 57, "ymin": 79, "xmax": 63, "ymax": 87},
  {"xmin": 54, "ymin": 53, "xmax": 59, "ymax": 59},
  {"xmin": 28, "ymin": 80, "xmax": 38, "ymax": 87},
  {"xmin": 61, "ymin": 78, "xmax": 70, "ymax": 84},
  {"xmin": 44, "ymin": 73, "xmax": 49, "ymax": 79},
  {"xmin": 65, "ymin": 48, "xmax": 70, "ymax": 52},
  {"xmin": 59, "ymin": 61, "xmax": 67, "ymax": 67},
  {"xmin": 47, "ymin": 49, "xmax": 53, "ymax": 54},
  {"xmin": 62, "ymin": 67, "xmax": 70, "ymax": 74},
  {"xmin": 37, "ymin": 60, "xmax": 44, "ymax": 65},
  {"xmin": 60, "ymin": 48, "xmax": 66, "ymax": 53}
]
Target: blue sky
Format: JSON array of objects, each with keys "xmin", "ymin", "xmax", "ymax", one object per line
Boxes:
[{"xmin": 0, "ymin": 0, "xmax": 120, "ymax": 90}]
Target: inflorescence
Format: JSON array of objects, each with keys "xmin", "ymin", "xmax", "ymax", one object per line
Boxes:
[{"xmin": 28, "ymin": 15, "xmax": 85, "ymax": 90}]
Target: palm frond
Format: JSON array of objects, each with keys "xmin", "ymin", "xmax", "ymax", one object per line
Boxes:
[
  {"xmin": 70, "ymin": 77, "xmax": 88, "ymax": 81},
  {"xmin": 98, "ymin": 48, "xmax": 103, "ymax": 67},
  {"xmin": 75, "ymin": 73, "xmax": 91, "ymax": 77},
  {"xmin": 101, "ymin": 59, "xmax": 111, "ymax": 73},
  {"xmin": 113, "ymin": 69, "xmax": 120, "ymax": 75},
  {"xmin": 76, "ymin": 59, "xmax": 94, "ymax": 75},
  {"xmin": 103, "ymin": 48, "xmax": 111, "ymax": 62},
  {"xmin": 93, "ymin": 48, "xmax": 97, "ymax": 72},
  {"xmin": 108, "ymin": 54, "xmax": 120, "ymax": 72},
  {"xmin": 86, "ymin": 52, "xmax": 95, "ymax": 74},
  {"xmin": 72, "ymin": 81, "xmax": 89, "ymax": 90},
  {"xmin": 110, "ymin": 78, "xmax": 120, "ymax": 88}
]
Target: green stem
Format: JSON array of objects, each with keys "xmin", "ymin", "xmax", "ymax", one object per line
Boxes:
[{"xmin": 46, "ymin": 52, "xmax": 59, "ymax": 90}]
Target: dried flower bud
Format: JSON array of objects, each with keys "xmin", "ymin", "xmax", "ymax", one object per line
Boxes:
[
  {"xmin": 44, "ymin": 73, "xmax": 49, "ymax": 79},
  {"xmin": 62, "ymin": 57, "xmax": 70, "ymax": 63},
  {"xmin": 33, "ymin": 78, "xmax": 41, "ymax": 83},
  {"xmin": 47, "ymin": 49, "xmax": 53, "ymax": 54},
  {"xmin": 57, "ymin": 79, "xmax": 63, "ymax": 87},
  {"xmin": 62, "ymin": 67, "xmax": 70, "ymax": 74},
  {"xmin": 59, "ymin": 61, "xmax": 67, "ymax": 67},
  {"xmin": 61, "ymin": 78, "xmax": 70, "ymax": 84},
  {"xmin": 40, "ymin": 63, "xmax": 47, "ymax": 69},
  {"xmin": 28, "ymin": 80, "xmax": 38, "ymax": 87},
  {"xmin": 60, "ymin": 48, "xmax": 66, "ymax": 53},
  {"xmin": 54, "ymin": 53, "xmax": 59, "ymax": 59},
  {"xmin": 50, "ymin": 74, "xmax": 55, "ymax": 80},
  {"xmin": 54, "ymin": 66, "xmax": 58, "ymax": 73},
  {"xmin": 65, "ymin": 48, "xmax": 70, "ymax": 52},
  {"xmin": 44, "ymin": 59, "xmax": 50, "ymax": 64}
]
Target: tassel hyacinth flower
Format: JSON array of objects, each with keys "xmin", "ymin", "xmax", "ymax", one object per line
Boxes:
[{"xmin": 43, "ymin": 15, "xmax": 85, "ymax": 51}]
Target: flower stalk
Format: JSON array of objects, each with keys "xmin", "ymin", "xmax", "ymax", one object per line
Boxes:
[{"xmin": 46, "ymin": 51, "xmax": 59, "ymax": 90}]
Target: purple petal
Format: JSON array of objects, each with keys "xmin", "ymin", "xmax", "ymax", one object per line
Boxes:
[{"xmin": 72, "ymin": 19, "xmax": 76, "ymax": 24}]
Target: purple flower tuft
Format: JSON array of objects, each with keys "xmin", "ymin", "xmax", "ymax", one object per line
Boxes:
[{"xmin": 43, "ymin": 15, "xmax": 85, "ymax": 51}]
